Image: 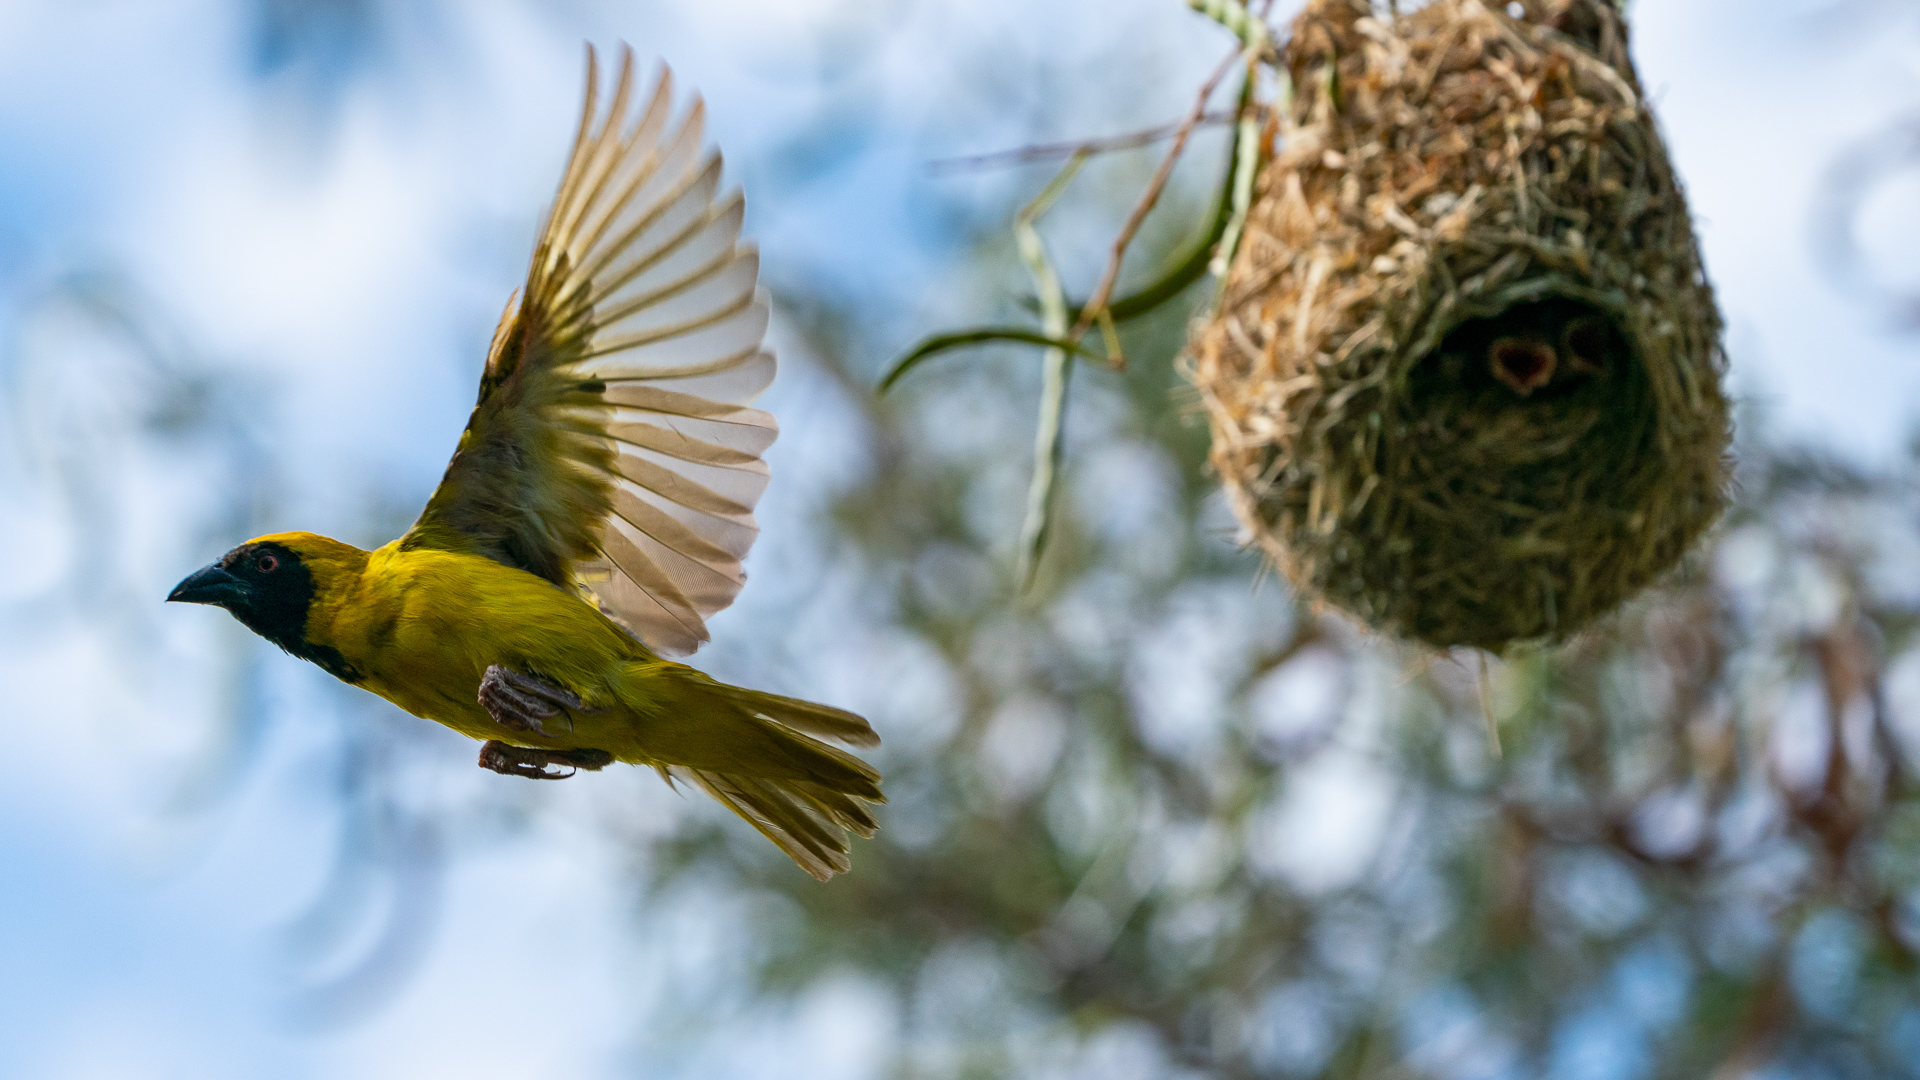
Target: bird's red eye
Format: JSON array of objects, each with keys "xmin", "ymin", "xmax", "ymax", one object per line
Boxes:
[{"xmin": 257, "ymin": 554, "xmax": 279, "ymax": 573}]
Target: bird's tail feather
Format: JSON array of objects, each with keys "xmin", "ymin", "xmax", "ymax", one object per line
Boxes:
[
  {"xmin": 711, "ymin": 684, "xmax": 879, "ymax": 749},
  {"xmin": 629, "ymin": 665, "xmax": 882, "ymax": 879},
  {"xmin": 665, "ymin": 765, "xmax": 880, "ymax": 881}
]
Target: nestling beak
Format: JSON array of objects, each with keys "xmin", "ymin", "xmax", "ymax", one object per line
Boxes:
[
  {"xmin": 168, "ymin": 562, "xmax": 244, "ymax": 606},
  {"xmin": 1488, "ymin": 335, "xmax": 1557, "ymax": 396}
]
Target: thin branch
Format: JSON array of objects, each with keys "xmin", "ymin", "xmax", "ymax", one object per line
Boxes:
[
  {"xmin": 1030, "ymin": 105, "xmax": 1252, "ymax": 326},
  {"xmin": 928, "ymin": 112, "xmax": 1236, "ymax": 174},
  {"xmin": 1068, "ymin": 45, "xmax": 1243, "ymax": 351},
  {"xmin": 881, "ymin": 108, "xmax": 1267, "ymax": 397}
]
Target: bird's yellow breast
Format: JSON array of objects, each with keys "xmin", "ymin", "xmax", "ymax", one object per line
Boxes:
[{"xmin": 304, "ymin": 542, "xmax": 647, "ymax": 742}]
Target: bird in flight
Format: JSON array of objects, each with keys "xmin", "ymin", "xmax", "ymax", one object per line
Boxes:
[{"xmin": 168, "ymin": 46, "xmax": 882, "ymax": 880}]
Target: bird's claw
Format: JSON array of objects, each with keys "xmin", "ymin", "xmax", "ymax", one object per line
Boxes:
[
  {"xmin": 477, "ymin": 740, "xmax": 614, "ymax": 780},
  {"xmin": 478, "ymin": 664, "xmax": 598, "ymax": 735}
]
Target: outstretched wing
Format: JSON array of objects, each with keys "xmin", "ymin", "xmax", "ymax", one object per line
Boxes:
[{"xmin": 403, "ymin": 45, "xmax": 776, "ymax": 657}]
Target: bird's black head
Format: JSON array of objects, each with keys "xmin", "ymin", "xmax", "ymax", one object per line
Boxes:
[{"xmin": 167, "ymin": 540, "xmax": 314, "ymax": 654}]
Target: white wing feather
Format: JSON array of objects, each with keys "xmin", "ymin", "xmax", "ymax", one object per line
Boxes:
[{"xmin": 540, "ymin": 46, "xmax": 776, "ymax": 656}]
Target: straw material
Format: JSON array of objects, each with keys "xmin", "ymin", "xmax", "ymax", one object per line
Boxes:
[{"xmin": 1190, "ymin": 0, "xmax": 1731, "ymax": 651}]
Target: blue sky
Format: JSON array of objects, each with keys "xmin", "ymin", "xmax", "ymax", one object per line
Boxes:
[{"xmin": 1, "ymin": 2, "xmax": 1917, "ymax": 1078}]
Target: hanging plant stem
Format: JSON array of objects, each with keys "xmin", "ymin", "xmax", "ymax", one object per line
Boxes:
[
  {"xmin": 1014, "ymin": 151, "xmax": 1090, "ymax": 591},
  {"xmin": 876, "ymin": 330, "xmax": 1106, "ymax": 395},
  {"xmin": 1189, "ymin": 0, "xmax": 1272, "ymax": 55}
]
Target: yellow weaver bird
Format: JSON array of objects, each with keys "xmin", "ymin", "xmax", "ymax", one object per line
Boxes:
[{"xmin": 167, "ymin": 45, "xmax": 881, "ymax": 880}]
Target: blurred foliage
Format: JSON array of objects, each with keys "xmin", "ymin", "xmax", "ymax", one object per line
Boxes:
[{"xmin": 1816, "ymin": 111, "xmax": 1920, "ymax": 332}]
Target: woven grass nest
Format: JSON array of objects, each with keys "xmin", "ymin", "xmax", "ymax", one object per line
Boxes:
[{"xmin": 1191, "ymin": 0, "xmax": 1731, "ymax": 652}]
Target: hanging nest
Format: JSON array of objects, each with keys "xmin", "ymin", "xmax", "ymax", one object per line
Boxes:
[{"xmin": 1190, "ymin": 0, "xmax": 1731, "ymax": 652}]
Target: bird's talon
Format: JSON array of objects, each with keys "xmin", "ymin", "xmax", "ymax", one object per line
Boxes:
[
  {"xmin": 478, "ymin": 740, "xmax": 613, "ymax": 780},
  {"xmin": 479, "ymin": 664, "xmax": 589, "ymax": 734}
]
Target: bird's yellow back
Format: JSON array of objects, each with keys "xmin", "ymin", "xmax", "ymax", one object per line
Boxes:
[{"xmin": 270, "ymin": 532, "xmax": 648, "ymax": 742}]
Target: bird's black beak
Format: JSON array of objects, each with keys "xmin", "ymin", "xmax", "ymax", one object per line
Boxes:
[{"xmin": 168, "ymin": 562, "xmax": 245, "ymax": 606}]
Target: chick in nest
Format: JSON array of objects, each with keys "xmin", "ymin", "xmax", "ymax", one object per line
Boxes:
[{"xmin": 1420, "ymin": 298, "xmax": 1625, "ymax": 400}]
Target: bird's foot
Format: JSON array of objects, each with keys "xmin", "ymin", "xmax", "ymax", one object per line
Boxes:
[
  {"xmin": 478, "ymin": 664, "xmax": 599, "ymax": 735},
  {"xmin": 478, "ymin": 740, "xmax": 615, "ymax": 781}
]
